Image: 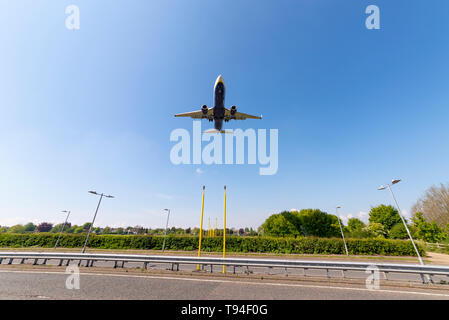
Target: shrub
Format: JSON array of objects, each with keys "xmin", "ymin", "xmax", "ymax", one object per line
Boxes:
[
  {"xmin": 0, "ymin": 233, "xmax": 425, "ymax": 256},
  {"xmin": 388, "ymin": 223, "xmax": 409, "ymax": 239}
]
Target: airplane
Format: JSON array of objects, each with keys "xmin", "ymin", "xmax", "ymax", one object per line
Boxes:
[{"xmin": 174, "ymin": 75, "xmax": 262, "ymax": 133}]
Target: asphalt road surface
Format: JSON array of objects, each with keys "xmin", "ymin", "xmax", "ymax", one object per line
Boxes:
[{"xmin": 0, "ymin": 269, "xmax": 448, "ymax": 300}]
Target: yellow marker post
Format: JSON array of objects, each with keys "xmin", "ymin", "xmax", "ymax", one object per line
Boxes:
[
  {"xmin": 223, "ymin": 185, "xmax": 226, "ymax": 274},
  {"xmin": 197, "ymin": 186, "xmax": 205, "ymax": 271},
  {"xmin": 208, "ymin": 218, "xmax": 211, "ymax": 238},
  {"xmin": 214, "ymin": 218, "xmax": 217, "ymax": 237}
]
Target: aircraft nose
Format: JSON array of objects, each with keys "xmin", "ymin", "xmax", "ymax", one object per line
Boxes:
[{"xmin": 214, "ymin": 74, "xmax": 225, "ymax": 91}]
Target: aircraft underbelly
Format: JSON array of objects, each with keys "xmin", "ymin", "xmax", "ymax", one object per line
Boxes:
[{"xmin": 214, "ymin": 118, "xmax": 223, "ymax": 131}]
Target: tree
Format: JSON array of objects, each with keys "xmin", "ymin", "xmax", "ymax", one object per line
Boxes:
[
  {"xmin": 260, "ymin": 209, "xmax": 340, "ymax": 238},
  {"xmin": 102, "ymin": 227, "xmax": 112, "ymax": 234},
  {"xmin": 74, "ymin": 226, "xmax": 84, "ymax": 234},
  {"xmin": 346, "ymin": 218, "xmax": 373, "ymax": 238},
  {"xmin": 365, "ymin": 222, "xmax": 387, "ymax": 238},
  {"xmin": 8, "ymin": 224, "xmax": 26, "ymax": 234},
  {"xmin": 65, "ymin": 225, "xmax": 77, "ymax": 233},
  {"xmin": 260, "ymin": 212, "xmax": 299, "ymax": 237},
  {"xmin": 36, "ymin": 222, "xmax": 53, "ymax": 233},
  {"xmin": 388, "ymin": 223, "xmax": 408, "ymax": 239},
  {"xmin": 295, "ymin": 209, "xmax": 340, "ymax": 238},
  {"xmin": 50, "ymin": 224, "xmax": 62, "ymax": 233},
  {"xmin": 411, "ymin": 183, "xmax": 449, "ymax": 228},
  {"xmin": 347, "ymin": 218, "xmax": 365, "ymax": 233},
  {"xmin": 369, "ymin": 205, "xmax": 402, "ymax": 232},
  {"xmin": 248, "ymin": 228, "xmax": 258, "ymax": 236},
  {"xmin": 50, "ymin": 223, "xmax": 71, "ymax": 233},
  {"xmin": 412, "ymin": 212, "xmax": 447, "ymax": 243},
  {"xmin": 24, "ymin": 222, "xmax": 36, "ymax": 232},
  {"xmin": 81, "ymin": 223, "xmax": 92, "ymax": 232}
]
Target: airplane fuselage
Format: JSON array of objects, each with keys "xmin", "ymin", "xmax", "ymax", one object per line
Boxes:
[{"xmin": 213, "ymin": 77, "xmax": 225, "ymax": 131}]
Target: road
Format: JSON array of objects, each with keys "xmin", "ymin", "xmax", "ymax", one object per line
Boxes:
[
  {"xmin": 0, "ymin": 269, "xmax": 448, "ymax": 300},
  {"xmin": 3, "ymin": 256, "xmax": 448, "ymax": 283}
]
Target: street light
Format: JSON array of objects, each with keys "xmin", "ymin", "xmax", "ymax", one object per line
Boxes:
[
  {"xmin": 162, "ymin": 209, "xmax": 171, "ymax": 252},
  {"xmin": 336, "ymin": 206, "xmax": 349, "ymax": 256},
  {"xmin": 54, "ymin": 210, "xmax": 71, "ymax": 249},
  {"xmin": 377, "ymin": 179, "xmax": 424, "ymax": 265},
  {"xmin": 82, "ymin": 191, "xmax": 114, "ymax": 253}
]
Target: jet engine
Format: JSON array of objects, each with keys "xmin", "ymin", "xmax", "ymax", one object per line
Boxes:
[
  {"xmin": 201, "ymin": 105, "xmax": 208, "ymax": 115},
  {"xmin": 230, "ymin": 105, "xmax": 237, "ymax": 115}
]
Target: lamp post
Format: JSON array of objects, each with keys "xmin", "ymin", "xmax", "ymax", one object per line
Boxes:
[
  {"xmin": 197, "ymin": 186, "xmax": 205, "ymax": 271},
  {"xmin": 82, "ymin": 191, "xmax": 114, "ymax": 254},
  {"xmin": 378, "ymin": 179, "xmax": 424, "ymax": 265},
  {"xmin": 162, "ymin": 209, "xmax": 171, "ymax": 252},
  {"xmin": 336, "ymin": 206, "xmax": 349, "ymax": 256},
  {"xmin": 223, "ymin": 185, "xmax": 227, "ymax": 274},
  {"xmin": 54, "ymin": 210, "xmax": 70, "ymax": 249}
]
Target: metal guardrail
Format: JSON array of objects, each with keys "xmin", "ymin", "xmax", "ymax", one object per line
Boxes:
[{"xmin": 1, "ymin": 251, "xmax": 449, "ymax": 284}]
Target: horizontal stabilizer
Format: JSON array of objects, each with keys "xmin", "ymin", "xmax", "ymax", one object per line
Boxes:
[{"xmin": 204, "ymin": 129, "xmax": 232, "ymax": 134}]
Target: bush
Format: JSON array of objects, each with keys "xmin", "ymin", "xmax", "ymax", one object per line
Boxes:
[
  {"xmin": 388, "ymin": 223, "xmax": 409, "ymax": 239},
  {"xmin": 0, "ymin": 233, "xmax": 425, "ymax": 256}
]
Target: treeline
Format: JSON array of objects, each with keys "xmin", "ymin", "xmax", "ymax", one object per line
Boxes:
[
  {"xmin": 0, "ymin": 233, "xmax": 424, "ymax": 256},
  {"xmin": 259, "ymin": 205, "xmax": 449, "ymax": 243},
  {"xmin": 0, "ymin": 223, "xmax": 258, "ymax": 237},
  {"xmin": 2, "ymin": 205, "xmax": 447, "ymax": 244}
]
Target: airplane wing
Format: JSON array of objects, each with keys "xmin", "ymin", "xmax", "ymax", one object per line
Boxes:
[
  {"xmin": 224, "ymin": 108, "xmax": 262, "ymax": 120},
  {"xmin": 174, "ymin": 108, "xmax": 214, "ymax": 120}
]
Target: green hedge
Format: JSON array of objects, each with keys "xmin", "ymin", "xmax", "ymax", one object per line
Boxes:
[{"xmin": 0, "ymin": 233, "xmax": 425, "ymax": 256}]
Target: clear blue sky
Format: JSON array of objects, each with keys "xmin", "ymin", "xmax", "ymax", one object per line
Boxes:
[{"xmin": 1, "ymin": 1, "xmax": 448, "ymax": 229}]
